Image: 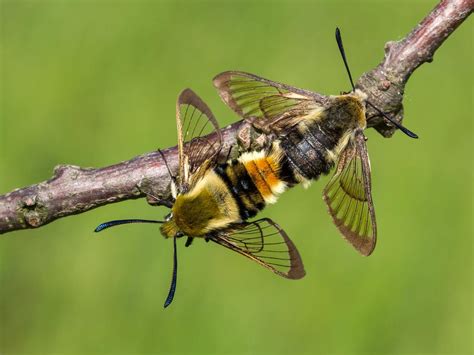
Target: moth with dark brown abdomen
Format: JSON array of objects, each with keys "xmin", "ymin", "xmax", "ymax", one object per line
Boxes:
[
  {"xmin": 93, "ymin": 28, "xmax": 418, "ymax": 308},
  {"xmin": 213, "ymin": 28, "xmax": 418, "ymax": 256}
]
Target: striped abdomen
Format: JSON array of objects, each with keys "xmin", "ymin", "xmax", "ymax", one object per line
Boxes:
[
  {"xmin": 278, "ymin": 94, "xmax": 365, "ymax": 183},
  {"xmin": 279, "ymin": 120, "xmax": 346, "ymax": 182},
  {"xmin": 214, "ymin": 150, "xmax": 288, "ymax": 220}
]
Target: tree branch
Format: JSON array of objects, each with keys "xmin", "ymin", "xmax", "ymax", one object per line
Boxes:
[
  {"xmin": 0, "ymin": 0, "xmax": 472, "ymax": 234},
  {"xmin": 361, "ymin": 0, "xmax": 473, "ymax": 136}
]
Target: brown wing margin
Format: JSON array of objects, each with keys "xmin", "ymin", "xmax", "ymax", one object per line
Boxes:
[
  {"xmin": 323, "ymin": 130, "xmax": 377, "ymax": 256},
  {"xmin": 176, "ymin": 89, "xmax": 223, "ymax": 190},
  {"xmin": 210, "ymin": 218, "xmax": 305, "ymax": 279},
  {"xmin": 213, "ymin": 71, "xmax": 328, "ymax": 133}
]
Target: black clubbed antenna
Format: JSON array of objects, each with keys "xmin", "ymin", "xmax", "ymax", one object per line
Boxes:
[
  {"xmin": 365, "ymin": 101, "xmax": 418, "ymax": 138},
  {"xmin": 164, "ymin": 236, "xmax": 178, "ymax": 308},
  {"xmin": 335, "ymin": 27, "xmax": 418, "ymax": 139},
  {"xmin": 335, "ymin": 27, "xmax": 356, "ymax": 91},
  {"xmin": 94, "ymin": 219, "xmax": 164, "ymax": 232}
]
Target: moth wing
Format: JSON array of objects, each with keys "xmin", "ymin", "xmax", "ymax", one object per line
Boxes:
[
  {"xmin": 323, "ymin": 130, "xmax": 377, "ymax": 256},
  {"xmin": 213, "ymin": 71, "xmax": 327, "ymax": 133},
  {"xmin": 210, "ymin": 218, "xmax": 305, "ymax": 279},
  {"xmin": 176, "ymin": 89, "xmax": 223, "ymax": 190}
]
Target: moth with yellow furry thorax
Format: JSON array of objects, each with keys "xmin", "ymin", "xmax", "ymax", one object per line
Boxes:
[
  {"xmin": 94, "ymin": 88, "xmax": 305, "ymax": 308},
  {"xmin": 213, "ymin": 28, "xmax": 418, "ymax": 257}
]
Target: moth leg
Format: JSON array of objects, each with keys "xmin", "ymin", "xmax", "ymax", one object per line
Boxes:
[
  {"xmin": 157, "ymin": 148, "xmax": 177, "ymax": 182},
  {"xmin": 226, "ymin": 145, "xmax": 233, "ymax": 161},
  {"xmin": 204, "ymin": 231, "xmax": 217, "ymax": 243},
  {"xmin": 185, "ymin": 237, "xmax": 194, "ymax": 247},
  {"xmin": 137, "ymin": 184, "xmax": 174, "ymax": 208},
  {"xmin": 157, "ymin": 148, "xmax": 182, "ymax": 199},
  {"xmin": 146, "ymin": 195, "xmax": 174, "ymax": 208}
]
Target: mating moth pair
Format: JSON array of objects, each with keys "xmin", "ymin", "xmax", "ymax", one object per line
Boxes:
[{"xmin": 95, "ymin": 28, "xmax": 417, "ymax": 307}]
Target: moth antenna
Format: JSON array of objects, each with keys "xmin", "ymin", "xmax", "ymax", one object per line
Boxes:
[
  {"xmin": 365, "ymin": 101, "xmax": 419, "ymax": 139},
  {"xmin": 158, "ymin": 149, "xmax": 175, "ymax": 181},
  {"xmin": 224, "ymin": 145, "xmax": 233, "ymax": 162},
  {"xmin": 335, "ymin": 27, "xmax": 418, "ymax": 139},
  {"xmin": 164, "ymin": 236, "xmax": 178, "ymax": 308},
  {"xmin": 94, "ymin": 219, "xmax": 164, "ymax": 233},
  {"xmin": 335, "ymin": 27, "xmax": 355, "ymax": 92},
  {"xmin": 158, "ymin": 148, "xmax": 180, "ymax": 197}
]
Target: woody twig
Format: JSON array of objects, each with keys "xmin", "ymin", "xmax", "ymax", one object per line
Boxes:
[{"xmin": 0, "ymin": 0, "xmax": 471, "ymax": 234}]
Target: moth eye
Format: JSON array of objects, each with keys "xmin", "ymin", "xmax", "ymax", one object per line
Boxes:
[{"xmin": 175, "ymin": 231, "xmax": 184, "ymax": 238}]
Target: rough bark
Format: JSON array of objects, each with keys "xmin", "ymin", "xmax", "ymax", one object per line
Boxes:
[
  {"xmin": 0, "ymin": 0, "xmax": 472, "ymax": 234},
  {"xmin": 362, "ymin": 0, "xmax": 473, "ymax": 136}
]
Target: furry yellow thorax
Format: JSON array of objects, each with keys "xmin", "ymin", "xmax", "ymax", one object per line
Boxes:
[
  {"xmin": 343, "ymin": 89, "xmax": 367, "ymax": 129},
  {"xmin": 160, "ymin": 171, "xmax": 240, "ymax": 239}
]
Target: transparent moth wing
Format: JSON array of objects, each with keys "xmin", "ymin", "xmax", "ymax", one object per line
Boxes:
[
  {"xmin": 213, "ymin": 71, "xmax": 328, "ymax": 133},
  {"xmin": 323, "ymin": 130, "xmax": 377, "ymax": 256},
  {"xmin": 176, "ymin": 89, "xmax": 223, "ymax": 192},
  {"xmin": 211, "ymin": 218, "xmax": 305, "ymax": 279}
]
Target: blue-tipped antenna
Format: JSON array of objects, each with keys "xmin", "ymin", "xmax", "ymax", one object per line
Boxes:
[
  {"xmin": 94, "ymin": 219, "xmax": 164, "ymax": 232},
  {"xmin": 335, "ymin": 27, "xmax": 418, "ymax": 139},
  {"xmin": 164, "ymin": 236, "xmax": 178, "ymax": 308},
  {"xmin": 94, "ymin": 217, "xmax": 181, "ymax": 308}
]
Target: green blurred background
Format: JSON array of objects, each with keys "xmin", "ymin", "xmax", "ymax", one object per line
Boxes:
[{"xmin": 1, "ymin": 1, "xmax": 472, "ymax": 354}]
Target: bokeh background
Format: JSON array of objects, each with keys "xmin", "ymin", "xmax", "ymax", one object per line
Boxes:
[{"xmin": 1, "ymin": 1, "xmax": 472, "ymax": 354}]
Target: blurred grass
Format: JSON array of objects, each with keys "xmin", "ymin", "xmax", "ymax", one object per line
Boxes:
[{"xmin": 0, "ymin": 0, "xmax": 472, "ymax": 354}]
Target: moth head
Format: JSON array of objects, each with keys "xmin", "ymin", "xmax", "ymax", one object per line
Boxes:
[
  {"xmin": 162, "ymin": 190, "xmax": 221, "ymax": 238},
  {"xmin": 335, "ymin": 27, "xmax": 418, "ymax": 139},
  {"xmin": 352, "ymin": 89, "xmax": 367, "ymax": 103},
  {"xmin": 158, "ymin": 211, "xmax": 181, "ymax": 238},
  {"xmin": 160, "ymin": 219, "xmax": 182, "ymax": 239}
]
